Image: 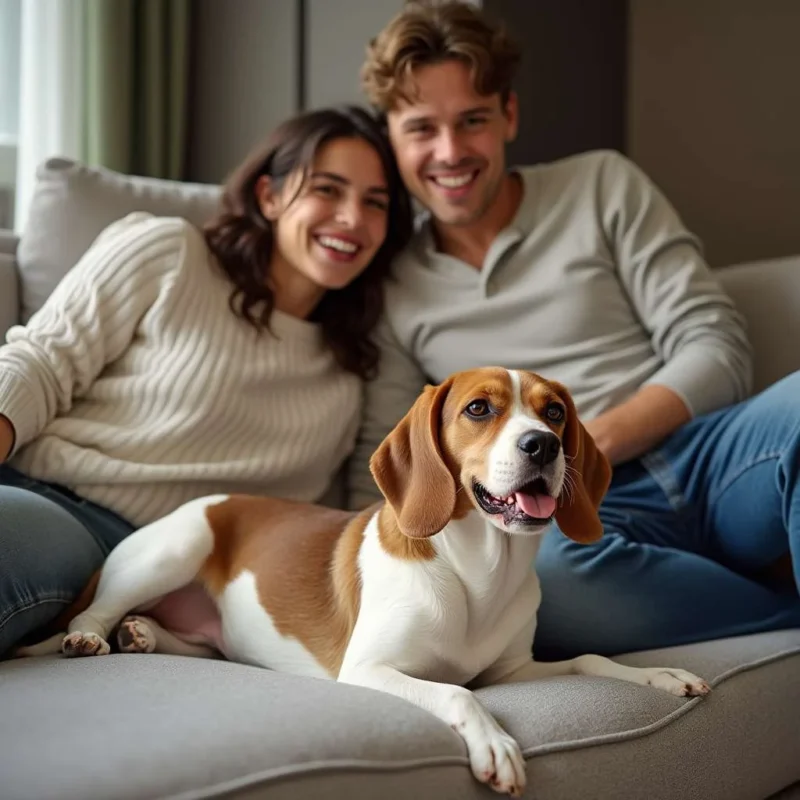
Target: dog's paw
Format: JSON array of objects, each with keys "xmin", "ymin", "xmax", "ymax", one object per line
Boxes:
[
  {"xmin": 643, "ymin": 667, "xmax": 711, "ymax": 697},
  {"xmin": 116, "ymin": 616, "xmax": 156, "ymax": 654},
  {"xmin": 448, "ymin": 693, "xmax": 526, "ymax": 796},
  {"xmin": 62, "ymin": 631, "xmax": 110, "ymax": 658},
  {"xmin": 463, "ymin": 723, "xmax": 526, "ymax": 796},
  {"xmin": 480, "ymin": 732, "xmax": 526, "ymax": 797}
]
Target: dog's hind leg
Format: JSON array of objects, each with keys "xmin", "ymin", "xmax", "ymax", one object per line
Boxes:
[
  {"xmin": 63, "ymin": 496, "xmax": 225, "ymax": 658},
  {"xmin": 116, "ymin": 615, "xmax": 221, "ymax": 659}
]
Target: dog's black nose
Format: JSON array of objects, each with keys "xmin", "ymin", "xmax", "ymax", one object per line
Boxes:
[{"xmin": 517, "ymin": 430, "xmax": 561, "ymax": 466}]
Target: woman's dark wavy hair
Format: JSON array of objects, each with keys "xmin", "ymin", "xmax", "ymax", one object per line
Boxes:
[{"xmin": 203, "ymin": 105, "xmax": 413, "ymax": 380}]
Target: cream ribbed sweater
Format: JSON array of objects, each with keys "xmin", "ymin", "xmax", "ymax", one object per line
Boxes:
[{"xmin": 0, "ymin": 213, "xmax": 361, "ymax": 526}]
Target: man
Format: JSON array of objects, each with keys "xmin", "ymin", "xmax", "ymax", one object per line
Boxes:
[{"xmin": 348, "ymin": 0, "xmax": 800, "ymax": 660}]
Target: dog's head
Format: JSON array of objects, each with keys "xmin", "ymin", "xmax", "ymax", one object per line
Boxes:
[{"xmin": 370, "ymin": 367, "xmax": 611, "ymax": 542}]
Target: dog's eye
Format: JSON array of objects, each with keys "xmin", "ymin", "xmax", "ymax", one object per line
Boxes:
[
  {"xmin": 464, "ymin": 399, "xmax": 491, "ymax": 418},
  {"xmin": 545, "ymin": 403, "xmax": 565, "ymax": 423}
]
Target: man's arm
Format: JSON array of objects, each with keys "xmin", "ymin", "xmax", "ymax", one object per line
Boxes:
[
  {"xmin": 592, "ymin": 152, "xmax": 753, "ymax": 463},
  {"xmin": 346, "ymin": 317, "xmax": 428, "ymax": 510}
]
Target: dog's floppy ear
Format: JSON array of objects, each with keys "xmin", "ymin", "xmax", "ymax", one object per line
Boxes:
[
  {"xmin": 553, "ymin": 384, "xmax": 611, "ymax": 543},
  {"xmin": 370, "ymin": 379, "xmax": 456, "ymax": 539}
]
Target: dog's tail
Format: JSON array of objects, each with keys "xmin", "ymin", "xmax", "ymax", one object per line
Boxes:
[
  {"xmin": 11, "ymin": 570, "xmax": 101, "ymax": 658},
  {"xmin": 12, "ymin": 632, "xmax": 65, "ymax": 657}
]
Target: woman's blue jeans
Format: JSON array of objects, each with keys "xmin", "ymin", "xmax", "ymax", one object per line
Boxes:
[
  {"xmin": 0, "ymin": 464, "xmax": 134, "ymax": 656},
  {"xmin": 534, "ymin": 370, "xmax": 800, "ymax": 660}
]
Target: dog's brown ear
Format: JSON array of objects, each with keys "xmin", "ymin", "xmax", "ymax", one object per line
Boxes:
[
  {"xmin": 370, "ymin": 379, "xmax": 456, "ymax": 539},
  {"xmin": 553, "ymin": 384, "xmax": 611, "ymax": 543}
]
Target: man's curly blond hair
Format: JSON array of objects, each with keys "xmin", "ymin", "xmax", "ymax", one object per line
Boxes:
[{"xmin": 361, "ymin": 1, "xmax": 521, "ymax": 112}]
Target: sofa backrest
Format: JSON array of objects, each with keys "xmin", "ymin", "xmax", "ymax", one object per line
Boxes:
[{"xmin": 713, "ymin": 253, "xmax": 800, "ymax": 395}]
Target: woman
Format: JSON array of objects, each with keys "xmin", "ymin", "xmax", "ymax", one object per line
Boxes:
[{"xmin": 0, "ymin": 105, "xmax": 413, "ymax": 656}]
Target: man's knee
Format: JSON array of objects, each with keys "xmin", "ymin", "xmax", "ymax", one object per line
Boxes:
[
  {"xmin": 751, "ymin": 369, "xmax": 800, "ymax": 413},
  {"xmin": 728, "ymin": 370, "xmax": 800, "ymax": 450}
]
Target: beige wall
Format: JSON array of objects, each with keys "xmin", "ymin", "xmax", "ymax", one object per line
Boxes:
[
  {"xmin": 186, "ymin": 0, "xmax": 403, "ymax": 185},
  {"xmin": 628, "ymin": 0, "xmax": 800, "ymax": 267},
  {"xmin": 305, "ymin": 0, "xmax": 405, "ymax": 110},
  {"xmin": 187, "ymin": 0, "xmax": 298, "ymax": 185},
  {"xmin": 187, "ymin": 1, "xmax": 800, "ymax": 266}
]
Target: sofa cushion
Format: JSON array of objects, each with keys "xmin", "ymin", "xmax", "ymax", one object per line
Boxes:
[
  {"xmin": 2, "ymin": 629, "xmax": 799, "ymax": 800},
  {"xmin": 0, "ymin": 654, "xmax": 475, "ymax": 800},
  {"xmin": 486, "ymin": 628, "xmax": 800, "ymax": 800},
  {"xmin": 716, "ymin": 254, "xmax": 800, "ymax": 394},
  {"xmin": 16, "ymin": 157, "xmax": 221, "ymax": 322}
]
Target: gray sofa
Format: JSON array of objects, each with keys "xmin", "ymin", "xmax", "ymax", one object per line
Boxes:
[{"xmin": 1, "ymin": 158, "xmax": 799, "ymax": 800}]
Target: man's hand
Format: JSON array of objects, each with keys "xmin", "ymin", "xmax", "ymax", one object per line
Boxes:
[
  {"xmin": 0, "ymin": 415, "xmax": 15, "ymax": 463},
  {"xmin": 583, "ymin": 384, "xmax": 691, "ymax": 466}
]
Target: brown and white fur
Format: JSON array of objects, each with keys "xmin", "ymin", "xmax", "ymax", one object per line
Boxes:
[{"xmin": 18, "ymin": 368, "xmax": 710, "ymax": 797}]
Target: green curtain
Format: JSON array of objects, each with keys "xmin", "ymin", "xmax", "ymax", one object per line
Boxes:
[{"xmin": 82, "ymin": 0, "xmax": 191, "ymax": 179}]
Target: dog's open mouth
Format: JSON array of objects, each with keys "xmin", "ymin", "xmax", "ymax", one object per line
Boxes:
[{"xmin": 473, "ymin": 478, "xmax": 556, "ymax": 524}]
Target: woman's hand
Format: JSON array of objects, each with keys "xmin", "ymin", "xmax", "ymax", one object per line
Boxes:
[{"xmin": 0, "ymin": 415, "xmax": 15, "ymax": 463}]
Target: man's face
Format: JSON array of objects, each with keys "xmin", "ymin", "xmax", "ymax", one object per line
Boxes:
[{"xmin": 386, "ymin": 59, "xmax": 518, "ymax": 228}]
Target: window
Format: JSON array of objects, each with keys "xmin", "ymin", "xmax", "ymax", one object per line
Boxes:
[
  {"xmin": 0, "ymin": 0, "xmax": 20, "ymax": 141},
  {"xmin": 0, "ymin": 0, "xmax": 21, "ymax": 175},
  {"xmin": 0, "ymin": 0, "xmax": 20, "ymax": 226}
]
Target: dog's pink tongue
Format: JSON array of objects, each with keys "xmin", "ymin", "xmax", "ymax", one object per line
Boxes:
[{"xmin": 515, "ymin": 491, "xmax": 556, "ymax": 519}]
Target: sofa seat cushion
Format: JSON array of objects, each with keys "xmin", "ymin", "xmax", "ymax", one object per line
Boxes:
[
  {"xmin": 0, "ymin": 653, "xmax": 477, "ymax": 800},
  {"xmin": 480, "ymin": 628, "xmax": 800, "ymax": 800},
  {"xmin": 1, "ymin": 629, "xmax": 798, "ymax": 800}
]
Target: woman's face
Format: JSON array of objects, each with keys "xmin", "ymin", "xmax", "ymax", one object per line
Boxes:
[{"xmin": 259, "ymin": 136, "xmax": 391, "ymax": 296}]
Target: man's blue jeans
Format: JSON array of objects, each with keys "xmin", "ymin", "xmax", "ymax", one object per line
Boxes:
[
  {"xmin": 534, "ymin": 370, "xmax": 800, "ymax": 660},
  {"xmin": 0, "ymin": 465, "xmax": 134, "ymax": 656}
]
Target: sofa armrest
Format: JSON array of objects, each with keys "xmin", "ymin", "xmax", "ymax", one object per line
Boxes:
[
  {"xmin": 0, "ymin": 229, "xmax": 18, "ymax": 257},
  {"xmin": 718, "ymin": 254, "xmax": 800, "ymax": 394},
  {"xmin": 0, "ymin": 230, "xmax": 20, "ymax": 337}
]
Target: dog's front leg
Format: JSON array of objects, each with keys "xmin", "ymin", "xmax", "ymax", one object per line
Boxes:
[
  {"xmin": 568, "ymin": 655, "xmax": 711, "ymax": 697},
  {"xmin": 338, "ymin": 663, "xmax": 526, "ymax": 797},
  {"xmin": 486, "ymin": 654, "xmax": 710, "ymax": 698}
]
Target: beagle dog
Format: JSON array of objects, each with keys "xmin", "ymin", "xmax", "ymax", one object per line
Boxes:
[{"xmin": 18, "ymin": 368, "xmax": 709, "ymax": 797}]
